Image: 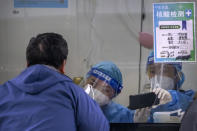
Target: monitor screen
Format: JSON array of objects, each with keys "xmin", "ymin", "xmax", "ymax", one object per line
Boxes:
[{"xmin": 110, "ymin": 123, "xmax": 180, "ymax": 131}]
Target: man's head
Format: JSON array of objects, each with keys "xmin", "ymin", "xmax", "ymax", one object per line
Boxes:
[
  {"xmin": 146, "ymin": 51, "xmax": 184, "ymax": 90},
  {"xmin": 26, "ymin": 33, "xmax": 68, "ymax": 73},
  {"xmin": 84, "ymin": 61, "xmax": 123, "ymax": 106}
]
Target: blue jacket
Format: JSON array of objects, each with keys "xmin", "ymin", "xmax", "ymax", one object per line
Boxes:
[
  {"xmin": 101, "ymin": 101, "xmax": 134, "ymax": 123},
  {"xmin": 149, "ymin": 89, "xmax": 195, "ymax": 123},
  {"xmin": 0, "ymin": 65, "xmax": 109, "ymax": 131}
]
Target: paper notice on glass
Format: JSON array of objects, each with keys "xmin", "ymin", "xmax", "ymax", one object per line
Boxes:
[{"xmin": 153, "ymin": 2, "xmax": 196, "ymax": 62}]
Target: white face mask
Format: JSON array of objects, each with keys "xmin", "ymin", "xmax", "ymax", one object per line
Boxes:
[
  {"xmin": 84, "ymin": 84, "xmax": 110, "ymax": 106},
  {"xmin": 150, "ymin": 75, "xmax": 174, "ymax": 90},
  {"xmin": 93, "ymin": 88, "xmax": 110, "ymax": 106}
]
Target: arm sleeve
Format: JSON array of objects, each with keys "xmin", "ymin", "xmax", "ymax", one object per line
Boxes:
[
  {"xmin": 168, "ymin": 90, "xmax": 194, "ymax": 111},
  {"xmin": 148, "ymin": 90, "xmax": 194, "ymax": 123}
]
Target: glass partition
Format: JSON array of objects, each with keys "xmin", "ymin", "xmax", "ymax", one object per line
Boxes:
[{"xmin": 0, "ymin": 0, "xmax": 196, "ymax": 123}]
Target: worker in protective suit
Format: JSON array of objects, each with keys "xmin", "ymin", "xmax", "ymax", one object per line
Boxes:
[
  {"xmin": 145, "ymin": 51, "xmax": 195, "ymax": 123},
  {"xmin": 84, "ymin": 61, "xmax": 135, "ymax": 123}
]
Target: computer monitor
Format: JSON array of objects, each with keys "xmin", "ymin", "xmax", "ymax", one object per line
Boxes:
[{"xmin": 110, "ymin": 123, "xmax": 180, "ymax": 131}]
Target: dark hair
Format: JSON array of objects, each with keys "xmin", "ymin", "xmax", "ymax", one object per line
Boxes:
[{"xmin": 26, "ymin": 33, "xmax": 68, "ymax": 69}]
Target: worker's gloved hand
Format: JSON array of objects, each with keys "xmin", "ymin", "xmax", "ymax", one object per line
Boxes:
[
  {"xmin": 133, "ymin": 107, "xmax": 151, "ymax": 123},
  {"xmin": 151, "ymin": 87, "xmax": 172, "ymax": 106}
]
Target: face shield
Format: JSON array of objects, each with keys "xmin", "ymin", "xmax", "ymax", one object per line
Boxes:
[
  {"xmin": 146, "ymin": 63, "xmax": 178, "ymax": 90},
  {"xmin": 84, "ymin": 68, "xmax": 123, "ymax": 106}
]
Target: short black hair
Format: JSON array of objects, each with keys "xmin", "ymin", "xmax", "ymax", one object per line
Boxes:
[{"xmin": 26, "ymin": 33, "xmax": 68, "ymax": 69}]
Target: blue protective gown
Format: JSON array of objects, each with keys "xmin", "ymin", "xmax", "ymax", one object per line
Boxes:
[
  {"xmin": 0, "ymin": 65, "xmax": 109, "ymax": 131},
  {"xmin": 148, "ymin": 89, "xmax": 195, "ymax": 123},
  {"xmin": 101, "ymin": 101, "xmax": 134, "ymax": 123}
]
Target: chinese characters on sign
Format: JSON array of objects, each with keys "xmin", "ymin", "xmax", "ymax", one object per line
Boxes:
[{"xmin": 153, "ymin": 2, "xmax": 196, "ymax": 62}]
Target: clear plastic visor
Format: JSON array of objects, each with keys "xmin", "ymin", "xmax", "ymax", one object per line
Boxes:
[
  {"xmin": 146, "ymin": 63, "xmax": 179, "ymax": 90},
  {"xmin": 84, "ymin": 76, "xmax": 115, "ymax": 99}
]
